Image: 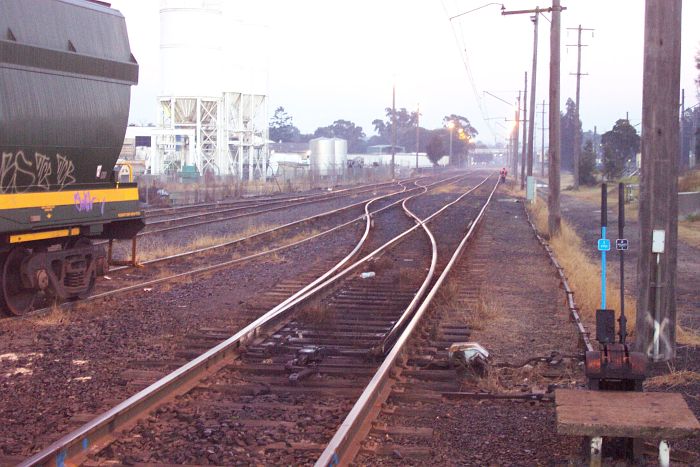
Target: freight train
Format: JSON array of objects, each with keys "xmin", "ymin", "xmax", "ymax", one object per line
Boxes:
[{"xmin": 0, "ymin": 0, "xmax": 144, "ymax": 315}]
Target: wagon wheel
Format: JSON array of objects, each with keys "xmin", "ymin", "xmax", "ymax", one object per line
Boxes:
[
  {"xmin": 66, "ymin": 237, "xmax": 96, "ymax": 301},
  {"xmin": 1, "ymin": 248, "xmax": 36, "ymax": 316}
]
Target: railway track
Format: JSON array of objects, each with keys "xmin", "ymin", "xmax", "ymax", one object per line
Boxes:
[
  {"xmin": 141, "ymin": 179, "xmax": 410, "ymax": 224},
  {"xmin": 7, "ymin": 175, "xmax": 462, "ymax": 320},
  {"xmin": 137, "ymin": 179, "xmax": 413, "ymax": 234},
  {"xmin": 19, "ymin": 172, "xmax": 498, "ymax": 466}
]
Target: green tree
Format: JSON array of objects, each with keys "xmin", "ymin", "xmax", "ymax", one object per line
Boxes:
[
  {"xmin": 426, "ymin": 134, "xmax": 445, "ymax": 166},
  {"xmin": 579, "ymin": 140, "xmax": 597, "ymax": 185},
  {"xmin": 601, "ymin": 119, "xmax": 640, "ymax": 180},
  {"xmin": 560, "ymin": 98, "xmax": 581, "ymax": 171},
  {"xmin": 269, "ymin": 106, "xmax": 301, "ymax": 143},
  {"xmin": 313, "ymin": 120, "xmax": 367, "ymax": 153},
  {"xmin": 371, "ymin": 107, "xmax": 419, "ymax": 148},
  {"xmin": 442, "ymin": 114, "xmax": 478, "ymax": 166}
]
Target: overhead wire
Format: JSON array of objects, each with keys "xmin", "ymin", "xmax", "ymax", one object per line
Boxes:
[{"xmin": 440, "ymin": 0, "xmax": 501, "ymax": 142}]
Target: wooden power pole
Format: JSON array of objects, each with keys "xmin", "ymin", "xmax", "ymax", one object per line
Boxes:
[
  {"xmin": 635, "ymin": 0, "xmax": 682, "ymax": 362},
  {"xmin": 521, "ymin": 71, "xmax": 528, "ymax": 190},
  {"xmin": 567, "ymin": 25, "xmax": 593, "ymax": 190},
  {"xmin": 548, "ymin": 0, "xmax": 563, "ymax": 237},
  {"xmin": 391, "ymin": 83, "xmax": 396, "ymax": 179},
  {"xmin": 538, "ymin": 100, "xmax": 547, "ymax": 176},
  {"xmin": 513, "ymin": 92, "xmax": 521, "ymax": 182},
  {"xmin": 527, "ymin": 15, "xmax": 538, "ymax": 179}
]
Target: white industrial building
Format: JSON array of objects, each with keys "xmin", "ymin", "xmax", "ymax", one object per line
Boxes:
[{"xmin": 151, "ymin": 0, "xmax": 270, "ymax": 180}]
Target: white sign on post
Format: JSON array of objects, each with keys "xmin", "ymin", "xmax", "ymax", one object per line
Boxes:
[{"xmin": 652, "ymin": 230, "xmax": 666, "ymax": 254}]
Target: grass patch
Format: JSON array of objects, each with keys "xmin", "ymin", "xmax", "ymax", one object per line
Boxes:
[
  {"xmin": 135, "ymin": 223, "xmax": 279, "ymax": 262},
  {"xmin": 678, "ymin": 220, "xmax": 700, "ymax": 249},
  {"xmin": 433, "ymin": 281, "xmax": 500, "ymax": 332},
  {"xmin": 432, "ymin": 183, "xmax": 465, "ymax": 194},
  {"xmin": 679, "ymin": 169, "xmax": 700, "ymax": 192},
  {"xmin": 645, "ymin": 369, "xmax": 700, "ymax": 389},
  {"xmin": 296, "ymin": 298, "xmax": 334, "ymax": 325},
  {"xmin": 529, "ymin": 199, "xmax": 700, "ymax": 347},
  {"xmin": 528, "ymin": 199, "xmax": 636, "ymax": 337},
  {"xmin": 31, "ymin": 303, "xmax": 68, "ymax": 326}
]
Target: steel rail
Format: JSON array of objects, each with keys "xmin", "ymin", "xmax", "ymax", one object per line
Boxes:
[
  {"xmin": 19, "ymin": 173, "xmax": 474, "ymax": 466},
  {"xmin": 13, "ymin": 176, "xmax": 462, "ymax": 321},
  {"xmin": 142, "ymin": 179, "xmax": 412, "ymax": 218},
  {"xmin": 316, "ymin": 176, "xmax": 501, "ymax": 467},
  {"xmin": 375, "ymin": 174, "xmax": 493, "ymax": 355},
  {"xmin": 107, "ymin": 180, "xmax": 413, "ymax": 242},
  {"xmin": 141, "ymin": 179, "xmax": 412, "ymax": 228}
]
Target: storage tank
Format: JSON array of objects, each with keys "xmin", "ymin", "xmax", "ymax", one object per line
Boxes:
[
  {"xmin": 333, "ymin": 138, "xmax": 348, "ymax": 174},
  {"xmin": 309, "ymin": 138, "xmax": 336, "ymax": 177},
  {"xmin": 160, "ymin": 0, "xmax": 223, "ymax": 96}
]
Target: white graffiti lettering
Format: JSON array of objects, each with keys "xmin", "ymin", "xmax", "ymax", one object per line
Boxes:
[
  {"xmin": 0, "ymin": 151, "xmax": 77, "ymax": 193},
  {"xmin": 34, "ymin": 153, "xmax": 52, "ymax": 190},
  {"xmin": 56, "ymin": 154, "xmax": 76, "ymax": 189}
]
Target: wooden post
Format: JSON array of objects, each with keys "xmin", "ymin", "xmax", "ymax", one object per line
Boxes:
[
  {"xmin": 527, "ymin": 14, "xmax": 538, "ymax": 179},
  {"xmin": 573, "ymin": 25, "xmax": 583, "ymax": 190},
  {"xmin": 513, "ymin": 92, "xmax": 521, "ymax": 182},
  {"xmin": 540, "ymin": 100, "xmax": 547, "ymax": 176},
  {"xmin": 635, "ymin": 0, "xmax": 682, "ymax": 361},
  {"xmin": 391, "ymin": 83, "xmax": 396, "ymax": 179},
  {"xmin": 521, "ymin": 71, "xmax": 528, "ymax": 190},
  {"xmin": 548, "ymin": 0, "xmax": 562, "ymax": 236}
]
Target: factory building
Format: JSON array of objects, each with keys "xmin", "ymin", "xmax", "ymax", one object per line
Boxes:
[{"xmin": 150, "ymin": 0, "xmax": 270, "ymax": 180}]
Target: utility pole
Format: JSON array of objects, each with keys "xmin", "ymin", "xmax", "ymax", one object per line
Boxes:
[
  {"xmin": 513, "ymin": 92, "xmax": 521, "ymax": 181},
  {"xmin": 548, "ymin": 0, "xmax": 564, "ymax": 237},
  {"xmin": 679, "ymin": 88, "xmax": 687, "ymax": 171},
  {"xmin": 635, "ymin": 0, "xmax": 682, "ymax": 362},
  {"xmin": 527, "ymin": 14, "xmax": 538, "ymax": 178},
  {"xmin": 567, "ymin": 24, "xmax": 594, "ymax": 190},
  {"xmin": 391, "ymin": 84, "xmax": 396, "ymax": 179},
  {"xmin": 415, "ymin": 103, "xmax": 420, "ymax": 170},
  {"xmin": 593, "ymin": 125, "xmax": 597, "ymax": 159},
  {"xmin": 502, "ymin": 5, "xmax": 553, "ymax": 182},
  {"xmin": 521, "ymin": 71, "xmax": 528, "ymax": 190},
  {"xmin": 538, "ymin": 100, "xmax": 547, "ymax": 176}
]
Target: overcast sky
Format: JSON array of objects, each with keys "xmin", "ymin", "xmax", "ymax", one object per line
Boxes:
[{"xmin": 112, "ymin": 0, "xmax": 700, "ymax": 145}]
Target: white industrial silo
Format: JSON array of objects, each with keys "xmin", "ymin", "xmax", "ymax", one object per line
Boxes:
[
  {"xmin": 221, "ymin": 2, "xmax": 270, "ymax": 181},
  {"xmin": 333, "ymin": 138, "xmax": 348, "ymax": 174},
  {"xmin": 155, "ymin": 0, "xmax": 269, "ymax": 180},
  {"xmin": 310, "ymin": 138, "xmax": 336, "ymax": 178}
]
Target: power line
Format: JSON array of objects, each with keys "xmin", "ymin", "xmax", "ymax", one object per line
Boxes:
[{"xmin": 442, "ymin": 0, "xmax": 500, "ymax": 141}]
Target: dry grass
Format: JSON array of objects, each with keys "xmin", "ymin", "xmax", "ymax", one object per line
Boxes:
[
  {"xmin": 297, "ymin": 298, "xmax": 334, "ymax": 325},
  {"xmin": 678, "ymin": 219, "xmax": 700, "ymax": 249},
  {"xmin": 470, "ymin": 287, "xmax": 501, "ymax": 331},
  {"xmin": 677, "ymin": 326, "xmax": 700, "ymax": 347},
  {"xmin": 399, "ymin": 266, "xmax": 425, "ymax": 287},
  {"xmin": 30, "ymin": 303, "xmax": 68, "ymax": 326},
  {"xmin": 679, "ymin": 169, "xmax": 700, "ymax": 192},
  {"xmin": 645, "ymin": 369, "xmax": 700, "ymax": 389},
  {"xmin": 432, "ymin": 183, "xmax": 465, "ymax": 194},
  {"xmin": 529, "ymin": 200, "xmax": 700, "ymax": 347},
  {"xmin": 136, "ymin": 223, "xmax": 279, "ymax": 262},
  {"xmin": 433, "ymin": 281, "xmax": 501, "ymax": 332},
  {"xmin": 528, "ymin": 199, "xmax": 637, "ymax": 336}
]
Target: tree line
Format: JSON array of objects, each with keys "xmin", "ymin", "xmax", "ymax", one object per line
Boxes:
[{"xmin": 268, "ymin": 107, "xmax": 479, "ymax": 166}]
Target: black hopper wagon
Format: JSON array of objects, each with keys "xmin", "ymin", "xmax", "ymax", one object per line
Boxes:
[{"xmin": 0, "ymin": 0, "xmax": 144, "ymax": 315}]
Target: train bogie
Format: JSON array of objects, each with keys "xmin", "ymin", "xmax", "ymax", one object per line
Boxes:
[{"xmin": 0, "ymin": 0, "xmax": 144, "ymax": 315}]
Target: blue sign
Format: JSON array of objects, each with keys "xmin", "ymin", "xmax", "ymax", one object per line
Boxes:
[{"xmin": 597, "ymin": 239, "xmax": 611, "ymax": 251}]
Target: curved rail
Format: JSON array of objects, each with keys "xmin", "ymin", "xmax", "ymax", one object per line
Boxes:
[
  {"xmin": 316, "ymin": 176, "xmax": 500, "ymax": 466},
  {"xmin": 19, "ymin": 172, "xmax": 477, "ymax": 466}
]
